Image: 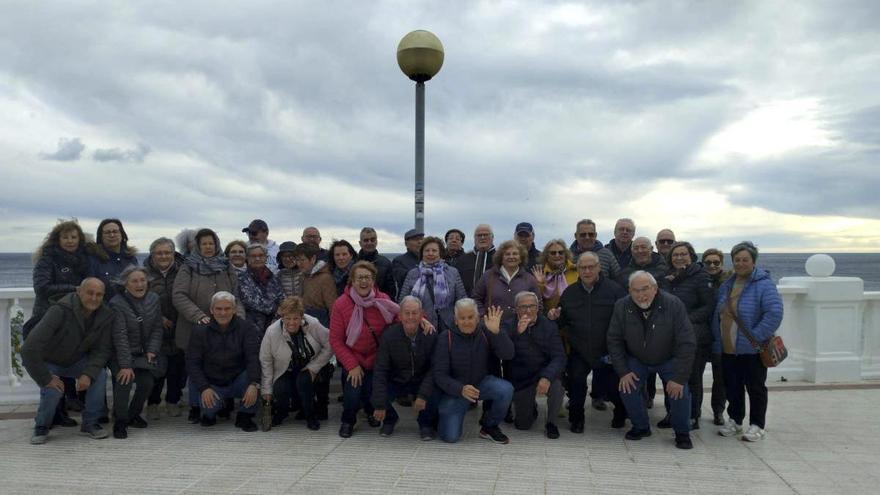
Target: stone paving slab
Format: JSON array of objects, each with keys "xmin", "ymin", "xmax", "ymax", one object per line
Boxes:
[{"xmin": 1, "ymin": 389, "xmax": 878, "ymax": 494}]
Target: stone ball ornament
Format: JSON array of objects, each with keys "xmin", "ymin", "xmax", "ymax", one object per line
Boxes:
[{"xmin": 805, "ymin": 254, "xmax": 836, "ymax": 277}]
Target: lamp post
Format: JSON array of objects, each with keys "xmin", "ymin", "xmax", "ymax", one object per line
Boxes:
[{"xmin": 397, "ymin": 30, "xmax": 444, "ymax": 233}]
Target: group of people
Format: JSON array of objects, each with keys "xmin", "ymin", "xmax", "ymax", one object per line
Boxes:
[{"xmin": 21, "ymin": 216, "xmax": 782, "ymax": 450}]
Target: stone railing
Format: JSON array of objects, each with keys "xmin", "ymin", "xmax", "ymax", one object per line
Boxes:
[{"xmin": 0, "ymin": 288, "xmax": 39, "ymax": 404}]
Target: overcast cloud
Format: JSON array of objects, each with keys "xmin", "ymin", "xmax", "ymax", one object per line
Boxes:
[{"xmin": 1, "ymin": 0, "xmax": 878, "ymax": 254}]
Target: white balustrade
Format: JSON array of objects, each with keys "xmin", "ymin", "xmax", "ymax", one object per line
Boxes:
[{"xmin": 0, "ymin": 288, "xmax": 40, "ymax": 404}]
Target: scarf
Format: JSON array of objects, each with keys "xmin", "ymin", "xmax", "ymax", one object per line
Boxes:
[
  {"xmin": 500, "ymin": 266, "xmax": 519, "ymax": 284},
  {"xmin": 543, "ymin": 262, "xmax": 571, "ymax": 299},
  {"xmin": 333, "ymin": 261, "xmax": 353, "ymax": 287},
  {"xmin": 184, "ymin": 252, "xmax": 230, "ymax": 276},
  {"xmin": 344, "ymin": 287, "xmax": 399, "ymax": 347},
  {"xmin": 250, "ymin": 266, "xmax": 272, "ymax": 287},
  {"xmin": 285, "ymin": 324, "xmax": 315, "ymax": 369},
  {"xmin": 410, "ymin": 261, "xmax": 451, "ymax": 308}
]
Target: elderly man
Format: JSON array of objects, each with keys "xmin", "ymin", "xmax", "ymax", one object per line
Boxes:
[
  {"xmin": 392, "ymin": 229, "xmax": 424, "ymax": 291},
  {"xmin": 551, "ymin": 252, "xmax": 627, "ymax": 433},
  {"xmin": 357, "ymin": 227, "xmax": 397, "ymax": 299},
  {"xmin": 301, "ymin": 226, "xmax": 330, "ymax": 262},
  {"xmin": 607, "ymin": 271, "xmax": 696, "ymax": 449},
  {"xmin": 606, "ymin": 218, "xmax": 636, "ymax": 268},
  {"xmin": 655, "ymin": 229, "xmax": 676, "ymax": 258},
  {"xmin": 242, "ymin": 219, "xmax": 280, "ymax": 273},
  {"xmin": 453, "ymin": 224, "xmax": 496, "ymax": 296},
  {"xmin": 434, "ymin": 299, "xmax": 514, "ymax": 444},
  {"xmin": 569, "ymin": 218, "xmax": 621, "ymax": 279},
  {"xmin": 514, "ymin": 222, "xmax": 541, "ymax": 270},
  {"xmin": 186, "ymin": 291, "xmax": 262, "ymax": 432},
  {"xmin": 371, "ymin": 296, "xmax": 440, "ymax": 440},
  {"xmin": 237, "ymin": 243, "xmax": 284, "ymax": 335},
  {"xmin": 617, "ymin": 237, "xmax": 668, "ymax": 288},
  {"xmin": 505, "ymin": 291, "xmax": 565, "ymax": 439},
  {"xmin": 22, "ymin": 278, "xmax": 113, "ymax": 443}
]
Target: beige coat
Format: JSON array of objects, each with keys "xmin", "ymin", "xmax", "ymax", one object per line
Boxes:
[
  {"xmin": 172, "ymin": 264, "xmax": 245, "ymax": 350},
  {"xmin": 259, "ymin": 315, "xmax": 333, "ymax": 393}
]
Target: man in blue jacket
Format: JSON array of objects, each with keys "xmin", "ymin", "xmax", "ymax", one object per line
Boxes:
[{"xmin": 433, "ymin": 298, "xmax": 514, "ymax": 444}]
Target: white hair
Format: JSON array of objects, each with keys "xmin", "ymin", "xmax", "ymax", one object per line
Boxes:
[
  {"xmin": 454, "ymin": 298, "xmax": 478, "ymax": 316},
  {"xmin": 514, "ymin": 291, "xmax": 539, "ymax": 307},
  {"xmin": 577, "ymin": 251, "xmax": 600, "ymax": 264},
  {"xmin": 246, "ymin": 243, "xmax": 267, "ymax": 255},
  {"xmin": 628, "ymin": 270, "xmax": 658, "ymax": 287},
  {"xmin": 211, "ymin": 291, "xmax": 237, "ymax": 307},
  {"xmin": 400, "ymin": 295, "xmax": 423, "ymax": 310}
]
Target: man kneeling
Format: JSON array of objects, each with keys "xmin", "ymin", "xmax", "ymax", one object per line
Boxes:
[
  {"xmin": 433, "ymin": 299, "xmax": 514, "ymax": 444},
  {"xmin": 187, "ymin": 291, "xmax": 261, "ymax": 431}
]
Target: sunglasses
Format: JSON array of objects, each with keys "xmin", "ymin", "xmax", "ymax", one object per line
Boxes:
[
  {"xmin": 704, "ymin": 260, "xmax": 722, "ymax": 266},
  {"xmin": 576, "ymin": 233, "xmax": 597, "ymax": 238},
  {"xmin": 657, "ymin": 239, "xmax": 675, "ymax": 245},
  {"xmin": 548, "ymin": 250, "xmax": 566, "ymax": 256}
]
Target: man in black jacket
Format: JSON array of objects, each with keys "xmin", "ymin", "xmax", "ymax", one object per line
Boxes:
[
  {"xmin": 186, "ymin": 291, "xmax": 262, "ymax": 432},
  {"xmin": 392, "ymin": 229, "xmax": 423, "ymax": 291},
  {"xmin": 357, "ymin": 227, "xmax": 397, "ymax": 299},
  {"xmin": 505, "ymin": 291, "xmax": 565, "ymax": 439},
  {"xmin": 607, "ymin": 271, "xmax": 696, "ymax": 449},
  {"xmin": 551, "ymin": 252, "xmax": 627, "ymax": 433},
  {"xmin": 434, "ymin": 298, "xmax": 514, "ymax": 444},
  {"xmin": 452, "ymin": 224, "xmax": 496, "ymax": 296},
  {"xmin": 371, "ymin": 296, "xmax": 439, "ymax": 440}
]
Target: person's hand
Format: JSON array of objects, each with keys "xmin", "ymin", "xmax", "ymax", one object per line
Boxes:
[
  {"xmin": 75, "ymin": 374, "xmax": 92, "ymax": 392},
  {"xmin": 198, "ymin": 315, "xmax": 211, "ymax": 325},
  {"xmin": 242, "ymin": 384, "xmax": 259, "ymax": 408},
  {"xmin": 162, "ymin": 317, "xmax": 174, "ymax": 330},
  {"xmin": 420, "ymin": 318, "xmax": 436, "ymax": 335},
  {"xmin": 618, "ymin": 372, "xmax": 639, "ymax": 394},
  {"xmin": 547, "ymin": 307, "xmax": 561, "ymax": 321},
  {"xmin": 413, "ymin": 398, "xmax": 427, "ymax": 412},
  {"xmin": 536, "ymin": 378, "xmax": 550, "ymax": 396},
  {"xmin": 517, "ymin": 315, "xmax": 531, "ymax": 334},
  {"xmin": 483, "ymin": 306, "xmax": 503, "ymax": 334},
  {"xmin": 347, "ymin": 366, "xmax": 364, "ymax": 388},
  {"xmin": 373, "ymin": 409, "xmax": 386, "ymax": 422},
  {"xmin": 262, "ymin": 393, "xmax": 272, "ymax": 402},
  {"xmin": 201, "ymin": 388, "xmax": 219, "ymax": 409},
  {"xmin": 309, "ymin": 370, "xmax": 317, "ymax": 382},
  {"xmin": 145, "ymin": 352, "xmax": 156, "ymax": 364},
  {"xmin": 461, "ymin": 384, "xmax": 480, "ymax": 403},
  {"xmin": 531, "ymin": 266, "xmax": 546, "ymax": 286},
  {"xmin": 116, "ymin": 368, "xmax": 135, "ymax": 385},
  {"xmin": 47, "ymin": 374, "xmax": 65, "ymax": 394},
  {"xmin": 665, "ymin": 380, "xmax": 685, "ymax": 400}
]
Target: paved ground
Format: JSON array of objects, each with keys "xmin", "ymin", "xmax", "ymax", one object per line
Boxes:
[{"xmin": 1, "ymin": 387, "xmax": 879, "ymax": 495}]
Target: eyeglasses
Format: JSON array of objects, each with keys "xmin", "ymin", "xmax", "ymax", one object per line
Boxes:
[
  {"xmin": 361, "ymin": 237, "xmax": 377, "ymax": 243},
  {"xmin": 577, "ymin": 232, "xmax": 597, "ymax": 238},
  {"xmin": 704, "ymin": 260, "xmax": 722, "ymax": 266},
  {"xmin": 616, "ymin": 227, "xmax": 634, "ymax": 233},
  {"xmin": 248, "ymin": 254, "xmax": 266, "ymax": 259},
  {"xmin": 548, "ymin": 250, "xmax": 565, "ymax": 256},
  {"xmin": 102, "ymin": 229, "xmax": 121, "ymax": 235},
  {"xmin": 657, "ymin": 239, "xmax": 675, "ymax": 245},
  {"xmin": 516, "ymin": 304, "xmax": 538, "ymax": 311},
  {"xmin": 671, "ymin": 252, "xmax": 690, "ymax": 258},
  {"xmin": 475, "ymin": 233, "xmax": 492, "ymax": 238},
  {"xmin": 354, "ymin": 275, "xmax": 373, "ymax": 282}
]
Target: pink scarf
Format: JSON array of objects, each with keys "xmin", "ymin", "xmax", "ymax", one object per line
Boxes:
[
  {"xmin": 345, "ymin": 287, "xmax": 399, "ymax": 347},
  {"xmin": 543, "ymin": 269, "xmax": 570, "ymax": 299}
]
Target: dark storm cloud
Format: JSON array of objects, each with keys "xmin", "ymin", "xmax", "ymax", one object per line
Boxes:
[
  {"xmin": 92, "ymin": 143, "xmax": 151, "ymax": 163},
  {"xmin": 39, "ymin": 137, "xmax": 84, "ymax": 161}
]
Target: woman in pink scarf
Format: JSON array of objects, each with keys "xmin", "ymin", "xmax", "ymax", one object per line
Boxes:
[{"xmin": 531, "ymin": 239, "xmax": 579, "ymax": 312}]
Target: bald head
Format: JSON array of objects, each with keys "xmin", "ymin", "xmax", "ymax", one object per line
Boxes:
[{"xmin": 77, "ymin": 278, "xmax": 105, "ymax": 315}]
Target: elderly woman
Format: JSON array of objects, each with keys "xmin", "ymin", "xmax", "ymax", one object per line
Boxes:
[
  {"xmin": 330, "ymin": 261, "xmax": 400, "ymax": 438},
  {"xmin": 399, "ymin": 236, "xmax": 467, "ymax": 331},
  {"xmin": 713, "ymin": 241, "xmax": 783, "ymax": 442},
  {"xmin": 260, "ymin": 296, "xmax": 333, "ymax": 431},
  {"xmin": 473, "ymin": 240, "xmax": 542, "ymax": 317},
  {"xmin": 703, "ymin": 248, "xmax": 733, "ymax": 292},
  {"xmin": 90, "ymin": 218, "xmax": 138, "ymax": 300},
  {"xmin": 276, "ymin": 241, "xmax": 303, "ymax": 297},
  {"xmin": 238, "ymin": 243, "xmax": 285, "ymax": 335},
  {"xmin": 173, "ymin": 228, "xmax": 244, "ymax": 422},
  {"xmin": 109, "ymin": 266, "xmax": 164, "ymax": 439},
  {"xmin": 530, "ymin": 238, "xmax": 578, "ymax": 312},
  {"xmin": 225, "ymin": 240, "xmax": 249, "ymax": 273},
  {"xmin": 144, "ymin": 237, "xmax": 187, "ymax": 420},
  {"xmin": 658, "ymin": 241, "xmax": 715, "ymax": 430},
  {"xmin": 444, "ymin": 229, "xmax": 466, "ymax": 263}
]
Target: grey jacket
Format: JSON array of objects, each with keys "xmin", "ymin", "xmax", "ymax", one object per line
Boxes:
[
  {"xmin": 172, "ymin": 264, "xmax": 245, "ymax": 351},
  {"xmin": 398, "ymin": 262, "xmax": 467, "ymax": 331},
  {"xmin": 109, "ymin": 292, "xmax": 164, "ymax": 369},
  {"xmin": 606, "ymin": 290, "xmax": 696, "ymax": 384}
]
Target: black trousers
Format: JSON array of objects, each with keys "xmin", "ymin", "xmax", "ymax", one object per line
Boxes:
[
  {"xmin": 566, "ymin": 353, "xmax": 624, "ymax": 424},
  {"xmin": 722, "ymin": 353, "xmax": 767, "ymax": 428},
  {"xmin": 710, "ymin": 352, "xmax": 726, "ymax": 416},
  {"xmin": 273, "ymin": 367, "xmax": 315, "ymax": 420},
  {"xmin": 148, "ymin": 352, "xmax": 187, "ymax": 406}
]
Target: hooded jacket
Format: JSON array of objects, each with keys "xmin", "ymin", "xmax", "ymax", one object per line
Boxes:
[
  {"xmin": 452, "ymin": 247, "xmax": 496, "ymax": 296},
  {"xmin": 711, "ymin": 267, "xmax": 783, "ymax": 355},
  {"xmin": 89, "ymin": 243, "xmax": 138, "ymax": 301}
]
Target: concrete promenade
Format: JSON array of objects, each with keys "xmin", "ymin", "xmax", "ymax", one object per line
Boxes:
[{"xmin": 1, "ymin": 385, "xmax": 878, "ymax": 495}]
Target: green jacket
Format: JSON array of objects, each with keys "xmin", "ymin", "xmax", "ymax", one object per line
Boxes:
[{"xmin": 21, "ymin": 292, "xmax": 114, "ymax": 387}]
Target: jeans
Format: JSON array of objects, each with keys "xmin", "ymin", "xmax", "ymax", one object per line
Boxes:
[
  {"xmin": 512, "ymin": 377, "xmax": 564, "ymax": 430},
  {"xmin": 272, "ymin": 367, "xmax": 315, "ymax": 420},
  {"xmin": 438, "ymin": 375, "xmax": 513, "ymax": 443},
  {"xmin": 199, "ymin": 370, "xmax": 258, "ymax": 419},
  {"xmin": 567, "ymin": 355, "xmax": 625, "ymax": 424},
  {"xmin": 722, "ymin": 353, "xmax": 767, "ymax": 428},
  {"xmin": 341, "ymin": 368, "xmax": 374, "ymax": 425},
  {"xmin": 148, "ymin": 352, "xmax": 187, "ymax": 406},
  {"xmin": 382, "ymin": 380, "xmax": 440, "ymax": 428},
  {"xmin": 619, "ymin": 357, "xmax": 691, "ymax": 434},
  {"xmin": 110, "ymin": 362, "xmax": 155, "ymax": 423},
  {"xmin": 35, "ymin": 357, "xmax": 108, "ymax": 429}
]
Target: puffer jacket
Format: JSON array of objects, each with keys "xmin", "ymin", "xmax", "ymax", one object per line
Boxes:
[
  {"xmin": 109, "ymin": 291, "xmax": 164, "ymax": 369},
  {"xmin": 371, "ymin": 322, "xmax": 437, "ymax": 409},
  {"xmin": 172, "ymin": 263, "xmax": 244, "ymax": 351},
  {"xmin": 31, "ymin": 246, "xmax": 91, "ymax": 323},
  {"xmin": 144, "ymin": 253, "xmax": 183, "ymax": 355},
  {"xmin": 570, "ymin": 240, "xmax": 621, "ymax": 280},
  {"xmin": 259, "ymin": 315, "xmax": 333, "ymax": 393},
  {"xmin": 186, "ymin": 316, "xmax": 261, "ymax": 391},
  {"xmin": 504, "ymin": 314, "xmax": 566, "ymax": 391},
  {"xmin": 329, "ymin": 288, "xmax": 398, "ymax": 372},
  {"xmin": 277, "ymin": 268, "xmax": 304, "ymax": 298},
  {"xmin": 538, "ymin": 260, "xmax": 579, "ymax": 311},
  {"xmin": 89, "ymin": 243, "xmax": 138, "ymax": 300},
  {"xmin": 617, "ymin": 252, "xmax": 668, "ymax": 288},
  {"xmin": 398, "ymin": 262, "xmax": 468, "ymax": 331},
  {"xmin": 556, "ymin": 274, "xmax": 626, "ymax": 367},
  {"xmin": 711, "ymin": 267, "xmax": 783, "ymax": 355},
  {"xmin": 473, "ymin": 266, "xmax": 542, "ymax": 317},
  {"xmin": 237, "ymin": 268, "xmax": 284, "ymax": 334},
  {"xmin": 433, "ymin": 325, "xmax": 514, "ymax": 396},
  {"xmin": 659, "ymin": 262, "xmax": 716, "ymax": 347}
]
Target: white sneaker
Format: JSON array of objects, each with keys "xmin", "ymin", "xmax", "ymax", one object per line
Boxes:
[
  {"xmin": 741, "ymin": 424, "xmax": 766, "ymax": 442},
  {"xmin": 166, "ymin": 403, "xmax": 183, "ymax": 417},
  {"xmin": 718, "ymin": 419, "xmax": 743, "ymax": 437}
]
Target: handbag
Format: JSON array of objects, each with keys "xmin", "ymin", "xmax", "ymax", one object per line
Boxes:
[
  {"xmin": 122, "ymin": 295, "xmax": 168, "ymax": 378},
  {"xmin": 725, "ymin": 291, "xmax": 788, "ymax": 367}
]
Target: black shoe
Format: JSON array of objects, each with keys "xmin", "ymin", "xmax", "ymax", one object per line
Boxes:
[
  {"xmin": 339, "ymin": 423, "xmax": 354, "ymax": 438},
  {"xmin": 379, "ymin": 422, "xmax": 395, "ymax": 437},
  {"xmin": 113, "ymin": 421, "xmax": 128, "ymax": 439},
  {"xmin": 611, "ymin": 414, "xmax": 626, "ymax": 429},
  {"xmin": 30, "ymin": 426, "xmax": 49, "ymax": 445},
  {"xmin": 675, "ymin": 433, "xmax": 694, "ymax": 449},
  {"xmin": 307, "ymin": 418, "xmax": 321, "ymax": 431},
  {"xmin": 569, "ymin": 421, "xmax": 584, "ymax": 434},
  {"xmin": 271, "ymin": 415, "xmax": 285, "ymax": 427},
  {"xmin": 218, "ymin": 399, "xmax": 233, "ymax": 420},
  {"xmin": 625, "ymin": 427, "xmax": 652, "ymax": 440},
  {"xmin": 366, "ymin": 416, "xmax": 381, "ymax": 428},
  {"xmin": 337, "ymin": 394, "xmax": 344, "ymax": 403},
  {"xmin": 592, "ymin": 398, "xmax": 607, "ymax": 411},
  {"xmin": 713, "ymin": 413, "xmax": 725, "ymax": 426},
  {"xmin": 690, "ymin": 418, "xmax": 700, "ymax": 430},
  {"xmin": 66, "ymin": 397, "xmax": 85, "ymax": 412},
  {"xmin": 235, "ymin": 412, "xmax": 258, "ymax": 432},
  {"xmin": 657, "ymin": 416, "xmax": 672, "ymax": 429},
  {"xmin": 545, "ymin": 422, "xmax": 560, "ymax": 439},
  {"xmin": 52, "ymin": 410, "xmax": 78, "ymax": 428},
  {"xmin": 315, "ymin": 404, "xmax": 329, "ymax": 421},
  {"xmin": 479, "ymin": 425, "xmax": 510, "ymax": 444},
  {"xmin": 419, "ymin": 426, "xmax": 436, "ymax": 441},
  {"xmin": 504, "ymin": 408, "xmax": 515, "ymax": 424},
  {"xmin": 200, "ymin": 416, "xmax": 216, "ymax": 427},
  {"xmin": 98, "ymin": 416, "xmax": 110, "ymax": 424},
  {"xmin": 188, "ymin": 406, "xmax": 201, "ymax": 424},
  {"xmin": 294, "ymin": 410, "xmax": 306, "ymax": 420},
  {"xmin": 128, "ymin": 415, "xmax": 148, "ymax": 428}
]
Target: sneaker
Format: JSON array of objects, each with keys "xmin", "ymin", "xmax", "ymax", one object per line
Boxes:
[
  {"xmin": 713, "ymin": 412, "xmax": 725, "ymax": 426},
  {"xmin": 625, "ymin": 427, "xmax": 651, "ymax": 440},
  {"xmin": 592, "ymin": 398, "xmax": 607, "ymax": 411},
  {"xmin": 307, "ymin": 418, "xmax": 321, "ymax": 431},
  {"xmin": 146, "ymin": 404, "xmax": 161, "ymax": 421},
  {"xmin": 30, "ymin": 426, "xmax": 49, "ymax": 445},
  {"xmin": 479, "ymin": 425, "xmax": 510, "ymax": 444},
  {"xmin": 675, "ymin": 433, "xmax": 693, "ymax": 450},
  {"xmin": 52, "ymin": 410, "xmax": 78, "ymax": 428},
  {"xmin": 419, "ymin": 426, "xmax": 436, "ymax": 441},
  {"xmin": 741, "ymin": 424, "xmax": 766, "ymax": 442},
  {"xmin": 113, "ymin": 421, "xmax": 128, "ymax": 439},
  {"xmin": 200, "ymin": 416, "xmax": 216, "ymax": 427},
  {"xmin": 166, "ymin": 403, "xmax": 182, "ymax": 418},
  {"xmin": 656, "ymin": 415, "xmax": 672, "ymax": 429},
  {"xmin": 128, "ymin": 416, "xmax": 148, "ymax": 428},
  {"xmin": 379, "ymin": 422, "xmax": 395, "ymax": 437},
  {"xmin": 545, "ymin": 422, "xmax": 560, "ymax": 439},
  {"xmin": 569, "ymin": 421, "xmax": 584, "ymax": 434},
  {"xmin": 718, "ymin": 419, "xmax": 743, "ymax": 437},
  {"xmin": 80, "ymin": 424, "xmax": 109, "ymax": 440},
  {"xmin": 339, "ymin": 423, "xmax": 354, "ymax": 438}
]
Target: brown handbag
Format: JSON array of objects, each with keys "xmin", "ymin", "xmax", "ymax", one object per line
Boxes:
[{"xmin": 725, "ymin": 291, "xmax": 787, "ymax": 367}]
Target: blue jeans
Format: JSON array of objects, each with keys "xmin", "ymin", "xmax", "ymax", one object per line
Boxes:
[
  {"xmin": 383, "ymin": 380, "xmax": 440, "ymax": 428},
  {"xmin": 619, "ymin": 356, "xmax": 691, "ymax": 434},
  {"xmin": 199, "ymin": 371, "xmax": 258, "ymax": 419},
  {"xmin": 438, "ymin": 375, "xmax": 513, "ymax": 443},
  {"xmin": 35, "ymin": 357, "xmax": 108, "ymax": 429},
  {"xmin": 341, "ymin": 368, "xmax": 374, "ymax": 425}
]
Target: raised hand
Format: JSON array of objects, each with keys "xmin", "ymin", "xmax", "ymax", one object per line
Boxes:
[
  {"xmin": 531, "ymin": 266, "xmax": 546, "ymax": 286},
  {"xmin": 483, "ymin": 306, "xmax": 503, "ymax": 334}
]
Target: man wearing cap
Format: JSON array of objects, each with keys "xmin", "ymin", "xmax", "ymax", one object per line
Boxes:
[
  {"xmin": 357, "ymin": 227, "xmax": 397, "ymax": 300},
  {"xmin": 301, "ymin": 227, "xmax": 330, "ymax": 263},
  {"xmin": 242, "ymin": 220, "xmax": 280, "ymax": 273},
  {"xmin": 514, "ymin": 222, "xmax": 541, "ymax": 270},
  {"xmin": 452, "ymin": 224, "xmax": 496, "ymax": 297},
  {"xmin": 392, "ymin": 229, "xmax": 423, "ymax": 292}
]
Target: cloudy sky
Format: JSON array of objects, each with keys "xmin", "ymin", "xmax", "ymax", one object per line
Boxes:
[{"xmin": 1, "ymin": 0, "xmax": 878, "ymax": 254}]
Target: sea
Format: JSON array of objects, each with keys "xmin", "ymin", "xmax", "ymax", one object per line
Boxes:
[{"xmin": 1, "ymin": 252, "xmax": 879, "ymax": 291}]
